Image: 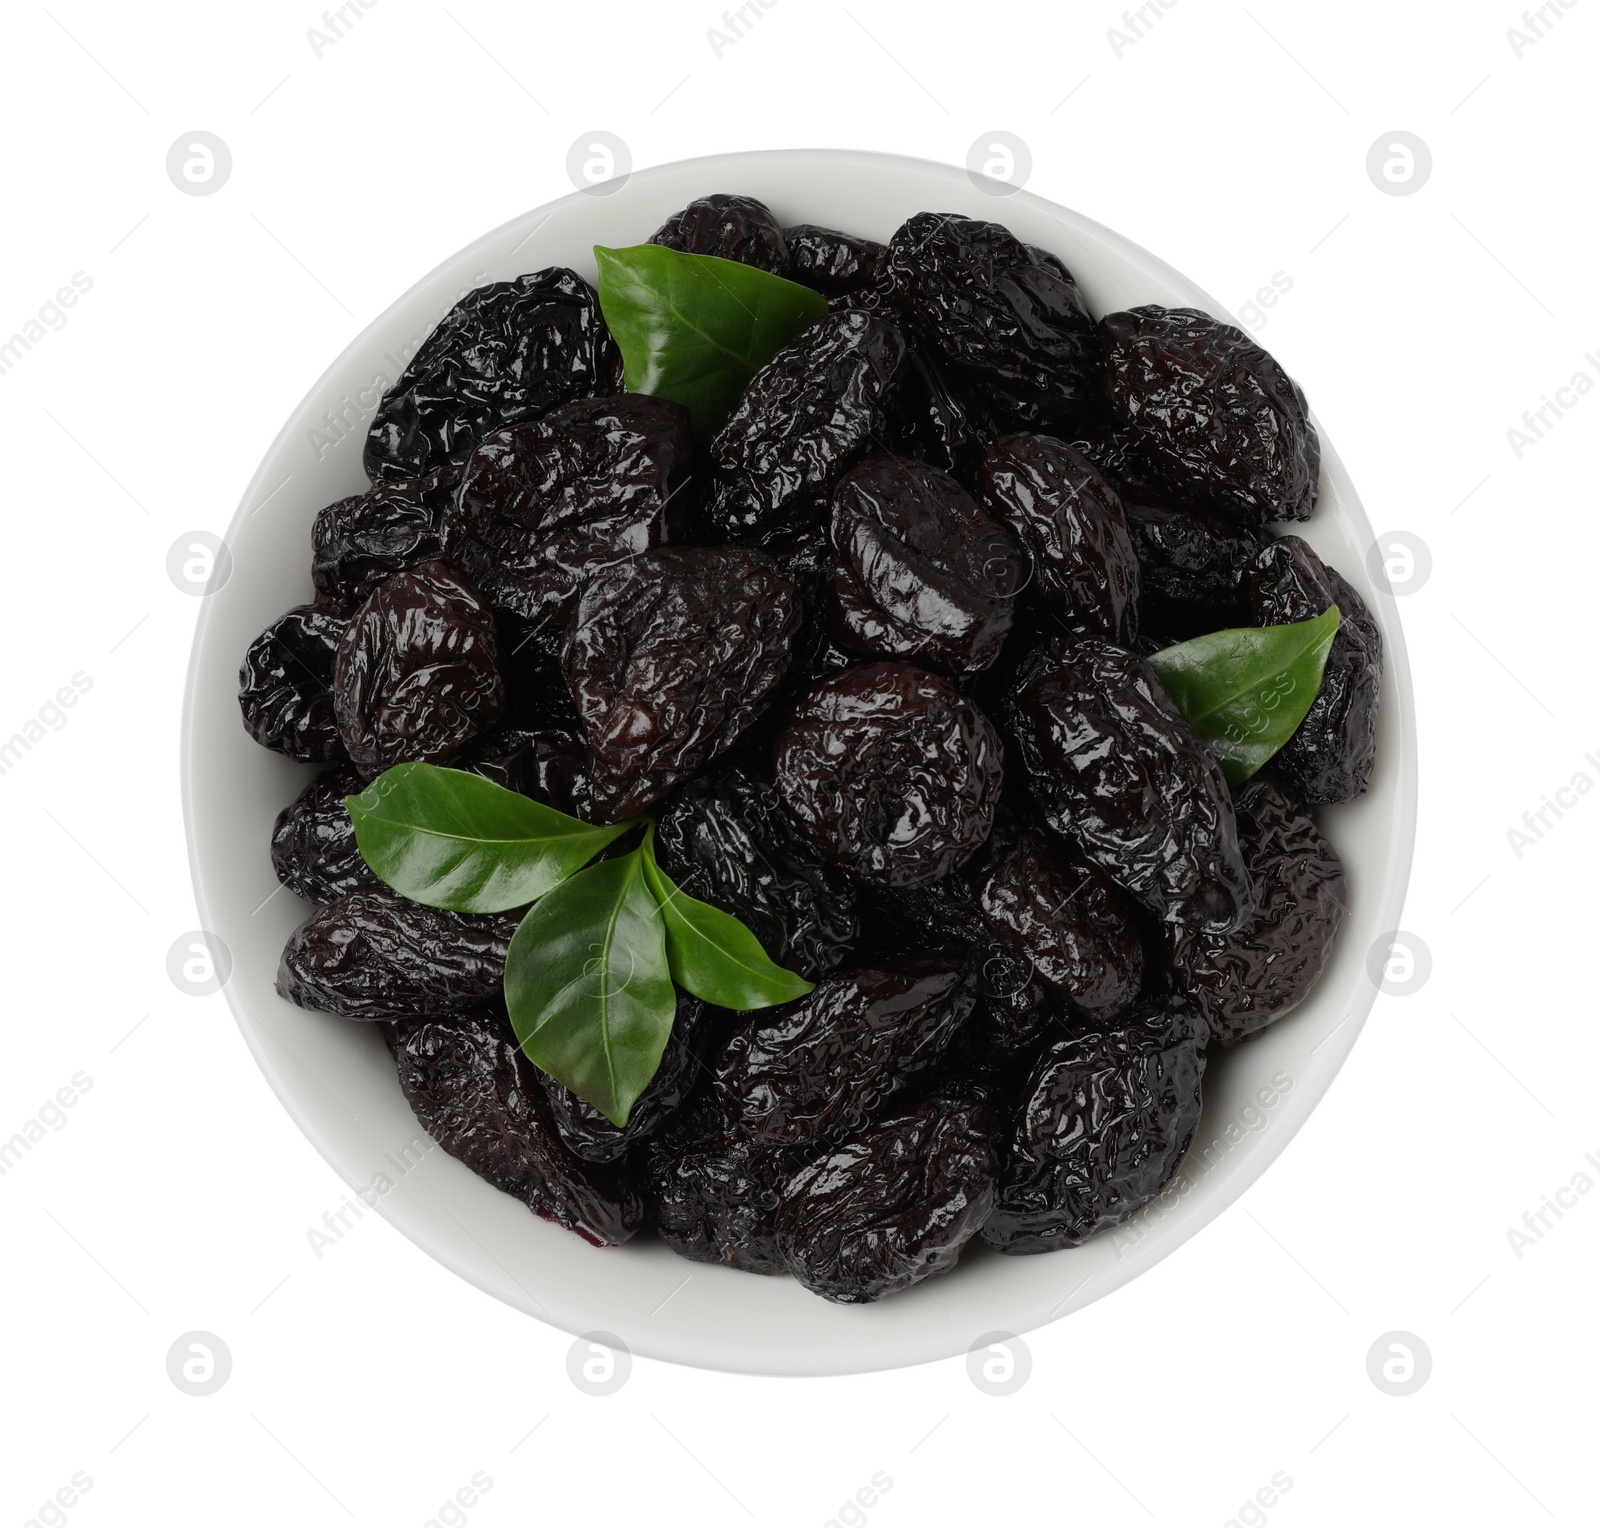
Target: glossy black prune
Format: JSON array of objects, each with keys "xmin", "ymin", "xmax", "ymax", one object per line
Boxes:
[
  {"xmin": 775, "ymin": 1090, "xmax": 999, "ymax": 1303},
  {"xmin": 715, "ymin": 957, "xmax": 975, "ymax": 1146},
  {"xmin": 1007, "ymin": 638, "xmax": 1249, "ymax": 932},
  {"xmin": 1247, "ymin": 535, "xmax": 1382, "ymax": 803},
  {"xmin": 270, "ymin": 765, "xmax": 377, "ymax": 904},
  {"xmin": 1167, "ymin": 773, "xmax": 1346, "ymax": 1046},
  {"xmin": 446, "ymin": 395, "xmax": 693, "ymax": 627},
  {"xmin": 563, "ymin": 546, "xmax": 799, "ymax": 820},
  {"xmin": 783, "ymin": 223, "xmax": 890, "ymax": 300},
  {"xmin": 238, "ymin": 604, "xmax": 349, "ymax": 762},
  {"xmin": 825, "ymin": 451, "xmax": 1022, "ymax": 673},
  {"xmin": 276, "ymin": 887, "xmax": 519, "ymax": 1020},
  {"xmin": 982, "ymin": 995, "xmax": 1207, "ymax": 1254},
  {"xmin": 650, "ymin": 193, "xmax": 790, "ymax": 275},
  {"xmin": 365, "ymin": 268, "xmax": 620, "ymax": 483},
  {"xmin": 705, "ymin": 310, "xmax": 908, "ymax": 545},
  {"xmin": 976, "ymin": 432, "xmax": 1141, "ymax": 642},
  {"xmin": 392, "ymin": 1009, "xmax": 642, "ymax": 1246},
  {"xmin": 1099, "ymin": 306, "xmax": 1320, "ymax": 524},
  {"xmin": 1121, "ymin": 496, "xmax": 1261, "ymax": 641},
  {"xmin": 455, "ymin": 723, "xmax": 588, "ymax": 816},
  {"xmin": 774, "ymin": 662, "xmax": 1005, "ymax": 888},
  {"xmin": 883, "ymin": 347, "xmax": 993, "ymax": 479},
  {"xmin": 311, "ymin": 466, "xmax": 459, "ymax": 607},
  {"xmin": 654, "ymin": 769, "xmax": 859, "ymax": 980}
]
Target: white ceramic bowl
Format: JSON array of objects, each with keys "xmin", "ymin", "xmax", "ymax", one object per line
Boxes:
[{"xmin": 182, "ymin": 149, "xmax": 1416, "ymax": 1376}]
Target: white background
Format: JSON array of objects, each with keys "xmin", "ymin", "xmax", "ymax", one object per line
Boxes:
[{"xmin": 1, "ymin": 2, "xmax": 1595, "ymax": 1524}]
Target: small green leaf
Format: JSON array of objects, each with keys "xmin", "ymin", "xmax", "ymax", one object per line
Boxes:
[
  {"xmin": 640, "ymin": 832, "xmax": 814, "ymax": 1010},
  {"xmin": 594, "ymin": 243, "xmax": 829, "ymax": 440},
  {"xmin": 504, "ymin": 849, "xmax": 676, "ymax": 1128},
  {"xmin": 346, "ymin": 762, "xmax": 634, "ymax": 913},
  {"xmin": 1147, "ymin": 606, "xmax": 1342, "ymax": 785}
]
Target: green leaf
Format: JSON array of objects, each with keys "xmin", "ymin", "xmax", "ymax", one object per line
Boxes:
[
  {"xmin": 594, "ymin": 243, "xmax": 829, "ymax": 440},
  {"xmin": 504, "ymin": 849, "xmax": 677, "ymax": 1128},
  {"xmin": 640, "ymin": 832, "xmax": 814, "ymax": 1010},
  {"xmin": 345, "ymin": 762, "xmax": 634, "ymax": 914},
  {"xmin": 1147, "ymin": 606, "xmax": 1342, "ymax": 785}
]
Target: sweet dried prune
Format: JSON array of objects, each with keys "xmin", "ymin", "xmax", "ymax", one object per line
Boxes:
[
  {"xmin": 311, "ymin": 466, "xmax": 458, "ymax": 607},
  {"xmin": 888, "ymin": 213, "xmax": 1101, "ymax": 433},
  {"xmin": 392, "ymin": 1010, "xmax": 642, "ymax": 1246},
  {"xmin": 1247, "ymin": 535, "xmax": 1382, "ymax": 803},
  {"xmin": 332, "ymin": 559, "xmax": 505, "ymax": 780},
  {"xmin": 775, "ymin": 1090, "xmax": 999, "ymax": 1303},
  {"xmin": 277, "ymin": 887, "xmax": 519, "ymax": 1020},
  {"xmin": 365, "ymin": 268, "xmax": 619, "ymax": 483},
  {"xmin": 977, "ymin": 432, "xmax": 1140, "ymax": 642},
  {"xmin": 446, "ymin": 395, "xmax": 693, "ymax": 626},
  {"xmin": 783, "ymin": 223, "xmax": 889, "ymax": 301},
  {"xmin": 654, "ymin": 769, "xmax": 858, "ymax": 980},
  {"xmin": 1166, "ymin": 773, "xmax": 1346, "ymax": 1045},
  {"xmin": 715, "ymin": 957, "xmax": 975, "ymax": 1146},
  {"xmin": 238, "ymin": 605, "xmax": 349, "ymax": 762},
  {"xmin": 650, "ymin": 193, "xmax": 789, "ymax": 276},
  {"xmin": 775, "ymin": 663, "xmax": 1004, "ymax": 888},
  {"xmin": 270, "ymin": 765, "xmax": 377, "ymax": 904},
  {"xmin": 1121, "ymin": 496, "xmax": 1261, "ymax": 641},
  {"xmin": 825, "ymin": 452, "xmax": 1022, "ymax": 673},
  {"xmin": 455, "ymin": 723, "xmax": 588, "ymax": 815},
  {"xmin": 563, "ymin": 546, "xmax": 799, "ymax": 820},
  {"xmin": 1099, "ymin": 306, "xmax": 1320, "ymax": 524},
  {"xmin": 1007, "ymin": 638, "xmax": 1249, "ymax": 931},
  {"xmin": 705, "ymin": 310, "xmax": 908, "ymax": 544},
  {"xmin": 883, "ymin": 347, "xmax": 993, "ymax": 479},
  {"xmin": 982, "ymin": 995, "xmax": 1207, "ymax": 1254}
]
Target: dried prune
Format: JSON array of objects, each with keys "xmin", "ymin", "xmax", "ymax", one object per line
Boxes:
[
  {"xmin": 825, "ymin": 452, "xmax": 1022, "ymax": 673},
  {"xmin": 365, "ymin": 268, "xmax": 619, "ymax": 483},
  {"xmin": 270, "ymin": 766, "xmax": 377, "ymax": 904},
  {"xmin": 563, "ymin": 546, "xmax": 799, "ymax": 820},
  {"xmin": 1121, "ymin": 496, "xmax": 1261, "ymax": 640},
  {"xmin": 888, "ymin": 213, "xmax": 1101, "ymax": 433},
  {"xmin": 650, "ymin": 193, "xmax": 789, "ymax": 275},
  {"xmin": 976, "ymin": 433, "xmax": 1140, "ymax": 642},
  {"xmin": 982, "ymin": 995, "xmax": 1207, "ymax": 1254},
  {"xmin": 311, "ymin": 466, "xmax": 458, "ymax": 607},
  {"xmin": 775, "ymin": 1090, "xmax": 999, "ymax": 1303},
  {"xmin": 455, "ymin": 723, "xmax": 588, "ymax": 816},
  {"xmin": 1007, "ymin": 638, "xmax": 1249, "ymax": 931},
  {"xmin": 705, "ymin": 310, "xmax": 908, "ymax": 545},
  {"xmin": 277, "ymin": 887, "xmax": 519, "ymax": 1020},
  {"xmin": 653, "ymin": 769, "xmax": 858, "ymax": 980},
  {"xmin": 239, "ymin": 604, "xmax": 349, "ymax": 762},
  {"xmin": 977, "ymin": 829, "xmax": 1144, "ymax": 1023},
  {"xmin": 392, "ymin": 1009, "xmax": 642, "ymax": 1246},
  {"xmin": 1166, "ymin": 773, "xmax": 1346, "ymax": 1045},
  {"xmin": 883, "ymin": 347, "xmax": 993, "ymax": 479},
  {"xmin": 446, "ymin": 395, "xmax": 693, "ymax": 626},
  {"xmin": 774, "ymin": 663, "xmax": 1004, "ymax": 888},
  {"xmin": 1247, "ymin": 535, "xmax": 1382, "ymax": 803},
  {"xmin": 969, "ymin": 963, "xmax": 1056, "ymax": 1055},
  {"xmin": 783, "ymin": 223, "xmax": 889, "ymax": 301},
  {"xmin": 332, "ymin": 559, "xmax": 505, "ymax": 780},
  {"xmin": 715, "ymin": 957, "xmax": 974, "ymax": 1146},
  {"xmin": 1100, "ymin": 306, "xmax": 1320, "ymax": 524}
]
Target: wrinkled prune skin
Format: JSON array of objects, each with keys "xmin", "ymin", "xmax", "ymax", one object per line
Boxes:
[
  {"xmin": 977, "ymin": 433, "xmax": 1140, "ymax": 642},
  {"xmin": 1007, "ymin": 639, "xmax": 1249, "ymax": 932},
  {"xmin": 456, "ymin": 723, "xmax": 588, "ymax": 815},
  {"xmin": 705, "ymin": 310, "xmax": 908, "ymax": 545},
  {"xmin": 563, "ymin": 546, "xmax": 799, "ymax": 820},
  {"xmin": 977, "ymin": 829, "xmax": 1144, "ymax": 1023},
  {"xmin": 774, "ymin": 662, "xmax": 1005, "ymax": 888},
  {"xmin": 650, "ymin": 193, "xmax": 790, "ymax": 275},
  {"xmin": 270, "ymin": 766, "xmax": 377, "ymax": 904},
  {"xmin": 970, "ymin": 966, "xmax": 1056, "ymax": 1055},
  {"xmin": 1248, "ymin": 535, "xmax": 1382, "ymax": 803},
  {"xmin": 888, "ymin": 213, "xmax": 1101, "ymax": 433},
  {"xmin": 883, "ymin": 347, "xmax": 993, "ymax": 479},
  {"xmin": 332, "ymin": 560, "xmax": 505, "ymax": 779},
  {"xmin": 1100, "ymin": 306, "xmax": 1320, "ymax": 524},
  {"xmin": 239, "ymin": 605, "xmax": 349, "ymax": 762},
  {"xmin": 365, "ymin": 268, "xmax": 619, "ymax": 483},
  {"xmin": 311, "ymin": 466, "xmax": 459, "ymax": 608},
  {"xmin": 775, "ymin": 1090, "xmax": 999, "ymax": 1303},
  {"xmin": 392, "ymin": 1010, "xmax": 642, "ymax": 1246},
  {"xmin": 825, "ymin": 452, "xmax": 1022, "ymax": 673},
  {"xmin": 783, "ymin": 223, "xmax": 890, "ymax": 301},
  {"xmin": 1121, "ymin": 496, "xmax": 1261, "ymax": 641},
  {"xmin": 716, "ymin": 957, "xmax": 975, "ymax": 1146},
  {"xmin": 654, "ymin": 769, "xmax": 858, "ymax": 980},
  {"xmin": 446, "ymin": 395, "xmax": 693, "ymax": 626},
  {"xmin": 276, "ymin": 887, "xmax": 519, "ymax": 1020},
  {"xmin": 1166, "ymin": 773, "xmax": 1346, "ymax": 1046},
  {"xmin": 982, "ymin": 995, "xmax": 1207, "ymax": 1254}
]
